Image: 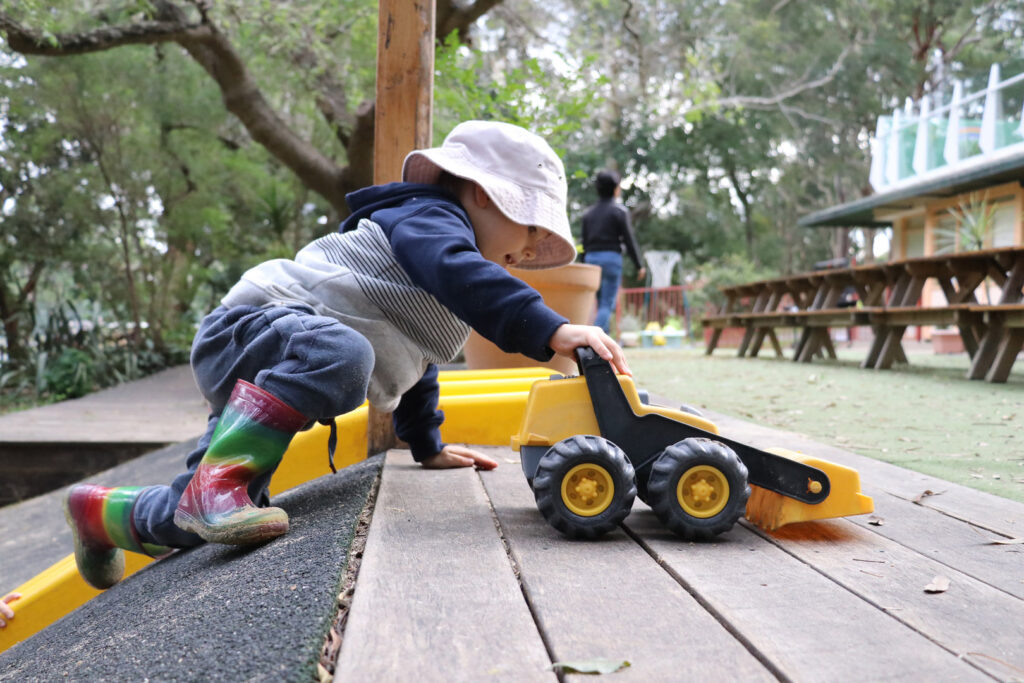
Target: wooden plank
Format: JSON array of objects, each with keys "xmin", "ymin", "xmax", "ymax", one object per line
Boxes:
[
  {"xmin": 626, "ymin": 510, "xmax": 988, "ymax": 682},
  {"xmin": 760, "ymin": 519, "xmax": 1024, "ymax": 681},
  {"xmin": 478, "ymin": 449, "xmax": 774, "ymax": 682},
  {"xmin": 700, "ymin": 406, "xmax": 1024, "ymax": 539},
  {"xmin": 335, "ymin": 452, "xmax": 555, "ymax": 681},
  {"xmin": 846, "ymin": 490, "xmax": 1024, "ymax": 601}
]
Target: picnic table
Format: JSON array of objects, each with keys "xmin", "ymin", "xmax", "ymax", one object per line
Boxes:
[
  {"xmin": 702, "ymin": 246, "xmax": 1024, "ymax": 382},
  {"xmin": 334, "ymin": 413, "xmax": 1024, "ymax": 681}
]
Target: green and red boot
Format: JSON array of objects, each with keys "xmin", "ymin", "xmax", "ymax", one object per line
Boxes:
[
  {"xmin": 64, "ymin": 485, "xmax": 173, "ymax": 590},
  {"xmin": 173, "ymin": 380, "xmax": 307, "ymax": 546}
]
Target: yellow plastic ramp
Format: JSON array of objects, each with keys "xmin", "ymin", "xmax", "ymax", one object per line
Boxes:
[{"xmin": 0, "ymin": 368, "xmax": 544, "ymax": 653}]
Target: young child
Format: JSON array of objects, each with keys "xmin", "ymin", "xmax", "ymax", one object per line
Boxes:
[{"xmin": 63, "ymin": 120, "xmax": 631, "ymax": 590}]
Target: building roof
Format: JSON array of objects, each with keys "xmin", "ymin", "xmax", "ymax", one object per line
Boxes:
[{"xmin": 798, "ymin": 146, "xmax": 1024, "ymax": 228}]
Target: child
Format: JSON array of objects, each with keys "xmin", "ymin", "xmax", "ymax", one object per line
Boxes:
[{"xmin": 63, "ymin": 120, "xmax": 631, "ymax": 590}]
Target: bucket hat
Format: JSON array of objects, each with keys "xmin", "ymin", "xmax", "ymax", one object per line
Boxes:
[{"xmin": 402, "ymin": 120, "xmax": 576, "ymax": 269}]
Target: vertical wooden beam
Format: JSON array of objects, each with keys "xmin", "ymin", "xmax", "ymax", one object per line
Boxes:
[
  {"xmin": 375, "ymin": 0, "xmax": 436, "ymax": 184},
  {"xmin": 368, "ymin": 0, "xmax": 436, "ymax": 453}
]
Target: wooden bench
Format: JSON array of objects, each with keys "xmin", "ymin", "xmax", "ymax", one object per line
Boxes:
[{"xmin": 966, "ymin": 303, "xmax": 1024, "ymax": 382}]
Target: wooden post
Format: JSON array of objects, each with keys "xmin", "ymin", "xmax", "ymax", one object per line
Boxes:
[
  {"xmin": 374, "ymin": 0, "xmax": 435, "ymax": 184},
  {"xmin": 367, "ymin": 0, "xmax": 436, "ymax": 454}
]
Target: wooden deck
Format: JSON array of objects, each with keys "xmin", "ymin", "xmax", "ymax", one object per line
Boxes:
[
  {"xmin": 336, "ymin": 415, "xmax": 1024, "ymax": 681},
  {"xmin": 0, "ymin": 366, "xmax": 208, "ymax": 505}
]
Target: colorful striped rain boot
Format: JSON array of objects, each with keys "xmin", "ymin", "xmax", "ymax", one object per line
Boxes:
[
  {"xmin": 64, "ymin": 485, "xmax": 173, "ymax": 590},
  {"xmin": 173, "ymin": 380, "xmax": 308, "ymax": 546}
]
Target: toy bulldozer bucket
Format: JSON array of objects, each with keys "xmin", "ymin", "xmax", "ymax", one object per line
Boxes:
[{"xmin": 745, "ymin": 447, "xmax": 874, "ymax": 531}]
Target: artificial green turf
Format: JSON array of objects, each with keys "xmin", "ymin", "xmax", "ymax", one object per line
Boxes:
[{"xmin": 627, "ymin": 345, "xmax": 1024, "ymax": 503}]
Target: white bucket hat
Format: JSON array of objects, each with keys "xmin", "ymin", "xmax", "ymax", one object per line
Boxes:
[{"xmin": 402, "ymin": 120, "xmax": 576, "ymax": 270}]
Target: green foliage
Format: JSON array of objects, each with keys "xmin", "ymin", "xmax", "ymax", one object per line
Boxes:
[
  {"xmin": 434, "ymin": 32, "xmax": 606, "ymax": 150},
  {"xmin": 43, "ymin": 348, "xmax": 95, "ymax": 399},
  {"xmin": 3, "ymin": 0, "xmax": 1024, "ymax": 411},
  {"xmin": 936, "ymin": 193, "xmax": 998, "ymax": 253}
]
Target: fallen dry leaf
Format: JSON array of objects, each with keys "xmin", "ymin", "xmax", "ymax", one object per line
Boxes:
[
  {"xmin": 924, "ymin": 576, "xmax": 950, "ymax": 593},
  {"xmin": 913, "ymin": 489, "xmax": 946, "ymax": 504},
  {"xmin": 551, "ymin": 659, "xmax": 631, "ymax": 675},
  {"xmin": 867, "ymin": 516, "xmax": 885, "ymax": 526}
]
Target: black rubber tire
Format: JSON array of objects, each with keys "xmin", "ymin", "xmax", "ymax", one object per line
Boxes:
[
  {"xmin": 533, "ymin": 435, "xmax": 636, "ymax": 540},
  {"xmin": 648, "ymin": 438, "xmax": 750, "ymax": 541}
]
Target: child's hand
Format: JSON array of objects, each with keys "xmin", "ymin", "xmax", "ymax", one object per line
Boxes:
[
  {"xmin": 0, "ymin": 593, "xmax": 21, "ymax": 628},
  {"xmin": 420, "ymin": 444, "xmax": 498, "ymax": 470},
  {"xmin": 548, "ymin": 324, "xmax": 632, "ymax": 376}
]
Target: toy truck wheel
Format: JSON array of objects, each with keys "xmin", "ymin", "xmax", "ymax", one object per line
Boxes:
[
  {"xmin": 532, "ymin": 435, "xmax": 636, "ymax": 540},
  {"xmin": 648, "ymin": 438, "xmax": 750, "ymax": 541}
]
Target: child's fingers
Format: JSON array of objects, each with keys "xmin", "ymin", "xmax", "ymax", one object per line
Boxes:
[
  {"xmin": 469, "ymin": 451, "xmax": 499, "ymax": 471},
  {"xmin": 0, "ymin": 594, "xmax": 18, "ymax": 625}
]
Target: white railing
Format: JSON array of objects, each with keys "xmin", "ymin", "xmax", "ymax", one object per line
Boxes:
[{"xmin": 869, "ymin": 64, "xmax": 1024, "ymax": 191}]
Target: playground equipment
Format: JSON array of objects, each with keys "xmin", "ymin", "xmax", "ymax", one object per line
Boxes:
[
  {"xmin": 513, "ymin": 348, "xmax": 874, "ymax": 539},
  {"xmin": 0, "ymin": 366, "xmax": 550, "ymax": 654}
]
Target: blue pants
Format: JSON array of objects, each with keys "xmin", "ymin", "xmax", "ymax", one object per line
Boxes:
[
  {"xmin": 584, "ymin": 251, "xmax": 623, "ymax": 333},
  {"xmin": 133, "ymin": 305, "xmax": 374, "ymax": 547}
]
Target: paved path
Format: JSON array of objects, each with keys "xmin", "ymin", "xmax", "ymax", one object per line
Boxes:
[{"xmin": 0, "ymin": 365, "xmax": 208, "ymax": 443}]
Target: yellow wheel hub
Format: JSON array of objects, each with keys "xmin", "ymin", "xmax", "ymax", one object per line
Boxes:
[
  {"xmin": 561, "ymin": 463, "xmax": 614, "ymax": 517},
  {"xmin": 677, "ymin": 465, "xmax": 729, "ymax": 518}
]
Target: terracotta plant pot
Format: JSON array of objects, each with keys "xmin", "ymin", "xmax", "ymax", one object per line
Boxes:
[
  {"xmin": 463, "ymin": 263, "xmax": 601, "ymax": 375},
  {"xmin": 931, "ymin": 329, "xmax": 965, "ymax": 355}
]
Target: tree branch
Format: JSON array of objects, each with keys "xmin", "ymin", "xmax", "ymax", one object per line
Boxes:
[
  {"xmin": 712, "ymin": 43, "xmax": 853, "ymax": 111},
  {"xmin": 0, "ymin": 12, "xmax": 210, "ymax": 55},
  {"xmin": 1, "ymin": 5, "xmax": 352, "ymax": 213},
  {"xmin": 437, "ymin": 0, "xmax": 503, "ymax": 42}
]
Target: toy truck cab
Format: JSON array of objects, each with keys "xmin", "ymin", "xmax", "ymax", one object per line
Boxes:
[{"xmin": 512, "ymin": 348, "xmax": 873, "ymax": 540}]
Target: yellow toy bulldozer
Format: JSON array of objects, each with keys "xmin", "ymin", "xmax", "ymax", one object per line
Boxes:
[{"xmin": 511, "ymin": 348, "xmax": 874, "ymax": 539}]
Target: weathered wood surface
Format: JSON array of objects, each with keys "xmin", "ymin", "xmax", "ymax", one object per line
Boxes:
[
  {"xmin": 0, "ymin": 365, "xmax": 207, "ymax": 443},
  {"xmin": 334, "ymin": 456, "xmax": 554, "ymax": 682},
  {"xmin": 341, "ymin": 416, "xmax": 1024, "ymax": 682}
]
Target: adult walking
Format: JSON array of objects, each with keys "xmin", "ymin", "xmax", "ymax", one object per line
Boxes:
[{"xmin": 581, "ymin": 170, "xmax": 645, "ymax": 333}]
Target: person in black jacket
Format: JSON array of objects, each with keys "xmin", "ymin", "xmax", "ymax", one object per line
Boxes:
[{"xmin": 581, "ymin": 170, "xmax": 645, "ymax": 333}]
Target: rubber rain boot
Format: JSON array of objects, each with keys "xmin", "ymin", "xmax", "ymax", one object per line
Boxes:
[
  {"xmin": 173, "ymin": 380, "xmax": 307, "ymax": 546},
  {"xmin": 64, "ymin": 485, "xmax": 173, "ymax": 590}
]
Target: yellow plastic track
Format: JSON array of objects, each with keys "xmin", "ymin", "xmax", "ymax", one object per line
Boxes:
[{"xmin": 0, "ymin": 367, "xmax": 550, "ymax": 653}]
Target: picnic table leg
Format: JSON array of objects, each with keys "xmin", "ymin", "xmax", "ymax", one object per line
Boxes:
[
  {"xmin": 821, "ymin": 333, "xmax": 837, "ymax": 360},
  {"xmin": 893, "ymin": 343, "xmax": 908, "ymax": 365},
  {"xmin": 793, "ymin": 327, "xmax": 815, "ymax": 362},
  {"xmin": 861, "ymin": 325, "xmax": 886, "ymax": 369},
  {"xmin": 958, "ymin": 323, "xmax": 980, "ymax": 358},
  {"xmin": 767, "ymin": 329, "xmax": 785, "ymax": 358},
  {"xmin": 967, "ymin": 317, "xmax": 1004, "ymax": 380},
  {"xmin": 737, "ymin": 326, "xmax": 755, "ymax": 357},
  {"xmin": 749, "ymin": 330, "xmax": 765, "ymax": 357},
  {"xmin": 876, "ymin": 326, "xmax": 908, "ymax": 369},
  {"xmin": 796, "ymin": 329, "xmax": 820, "ymax": 362},
  {"xmin": 985, "ymin": 328, "xmax": 1024, "ymax": 383},
  {"xmin": 705, "ymin": 328, "xmax": 723, "ymax": 355}
]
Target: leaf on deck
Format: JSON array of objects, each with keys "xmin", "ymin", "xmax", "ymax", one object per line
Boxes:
[
  {"xmin": 912, "ymin": 489, "xmax": 946, "ymax": 504},
  {"xmin": 924, "ymin": 576, "xmax": 950, "ymax": 593},
  {"xmin": 550, "ymin": 659, "xmax": 632, "ymax": 675}
]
